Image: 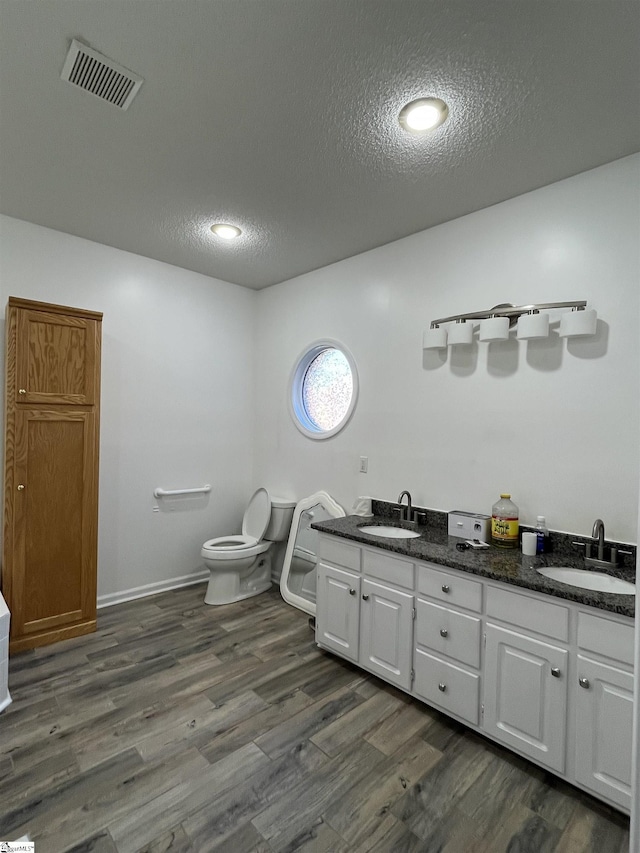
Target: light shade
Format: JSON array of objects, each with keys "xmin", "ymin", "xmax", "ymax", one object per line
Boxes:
[
  {"xmin": 423, "ymin": 327, "xmax": 447, "ymax": 349},
  {"xmin": 517, "ymin": 311, "xmax": 550, "ymax": 340},
  {"xmin": 559, "ymin": 308, "xmax": 597, "ymax": 337},
  {"xmin": 447, "ymin": 320, "xmax": 474, "ymax": 346},
  {"xmin": 479, "ymin": 316, "xmax": 510, "ymax": 342}
]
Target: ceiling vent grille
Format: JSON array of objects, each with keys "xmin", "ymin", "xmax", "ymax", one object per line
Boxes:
[{"xmin": 61, "ymin": 39, "xmax": 143, "ymax": 110}]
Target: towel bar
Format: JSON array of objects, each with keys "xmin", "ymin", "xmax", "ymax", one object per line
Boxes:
[{"xmin": 154, "ymin": 484, "xmax": 211, "ymax": 498}]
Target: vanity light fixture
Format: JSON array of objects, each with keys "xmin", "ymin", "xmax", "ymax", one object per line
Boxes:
[
  {"xmin": 423, "ymin": 301, "xmax": 597, "ymax": 351},
  {"xmin": 399, "ymin": 97, "xmax": 448, "ymax": 134},
  {"xmin": 210, "ymin": 223, "xmax": 242, "ymax": 240}
]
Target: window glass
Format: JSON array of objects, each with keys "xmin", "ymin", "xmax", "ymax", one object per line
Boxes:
[{"xmin": 289, "ymin": 341, "xmax": 358, "ymax": 439}]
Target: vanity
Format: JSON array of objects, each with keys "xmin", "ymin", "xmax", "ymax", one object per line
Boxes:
[{"xmin": 312, "ymin": 509, "xmax": 636, "ymax": 814}]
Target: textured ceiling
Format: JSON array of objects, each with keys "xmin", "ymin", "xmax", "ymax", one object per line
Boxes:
[{"xmin": 1, "ymin": 1, "xmax": 639, "ymax": 290}]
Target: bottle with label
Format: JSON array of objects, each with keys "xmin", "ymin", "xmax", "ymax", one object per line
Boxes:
[
  {"xmin": 491, "ymin": 493, "xmax": 519, "ymax": 548},
  {"xmin": 535, "ymin": 515, "xmax": 549, "ymax": 554}
]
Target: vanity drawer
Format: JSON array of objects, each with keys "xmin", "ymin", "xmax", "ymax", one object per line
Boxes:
[
  {"xmin": 486, "ymin": 585, "xmax": 569, "ymax": 642},
  {"xmin": 363, "ymin": 549, "xmax": 414, "ymax": 590},
  {"xmin": 578, "ymin": 612, "xmax": 635, "ymax": 667},
  {"xmin": 318, "ymin": 535, "xmax": 361, "ymax": 572},
  {"xmin": 417, "ymin": 565, "xmax": 482, "ymax": 612},
  {"xmin": 415, "ymin": 599, "xmax": 481, "ymax": 668},
  {"xmin": 413, "ymin": 648, "xmax": 480, "ymax": 725}
]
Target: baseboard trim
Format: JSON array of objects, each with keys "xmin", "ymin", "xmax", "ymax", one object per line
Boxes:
[{"xmin": 97, "ymin": 570, "xmax": 209, "ymax": 609}]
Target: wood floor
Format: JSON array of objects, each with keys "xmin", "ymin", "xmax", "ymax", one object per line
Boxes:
[{"xmin": 0, "ymin": 584, "xmax": 630, "ymax": 853}]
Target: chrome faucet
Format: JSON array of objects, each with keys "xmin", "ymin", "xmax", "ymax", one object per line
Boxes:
[
  {"xmin": 397, "ymin": 490, "xmax": 413, "ymax": 523},
  {"xmin": 592, "ymin": 518, "xmax": 605, "ymax": 561}
]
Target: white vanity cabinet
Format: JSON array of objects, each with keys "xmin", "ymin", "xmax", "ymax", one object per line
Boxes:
[
  {"xmin": 316, "ymin": 538, "xmax": 414, "ymax": 690},
  {"xmin": 314, "ymin": 532, "xmax": 635, "ymax": 814},
  {"xmin": 573, "ymin": 612, "xmax": 635, "ymax": 810}
]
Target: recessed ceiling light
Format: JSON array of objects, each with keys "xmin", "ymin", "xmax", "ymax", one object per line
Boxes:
[
  {"xmin": 210, "ymin": 223, "xmax": 242, "ymax": 239},
  {"xmin": 398, "ymin": 97, "xmax": 448, "ymax": 134}
]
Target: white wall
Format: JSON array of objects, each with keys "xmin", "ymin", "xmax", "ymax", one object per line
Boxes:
[
  {"xmin": 254, "ymin": 155, "xmax": 640, "ymax": 543},
  {"xmin": 0, "ymin": 215, "xmax": 255, "ymax": 599}
]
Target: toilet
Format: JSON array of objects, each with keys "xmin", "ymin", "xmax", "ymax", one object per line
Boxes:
[{"xmin": 201, "ymin": 489, "xmax": 295, "ymax": 605}]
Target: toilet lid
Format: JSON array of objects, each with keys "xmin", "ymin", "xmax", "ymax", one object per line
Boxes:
[{"xmin": 242, "ymin": 488, "xmax": 271, "ymax": 541}]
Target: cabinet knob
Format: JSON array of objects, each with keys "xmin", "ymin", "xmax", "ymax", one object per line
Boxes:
[
  {"xmin": 18, "ymin": 388, "xmax": 26, "ymax": 395},
  {"xmin": 362, "ymin": 594, "xmax": 369, "ymax": 601},
  {"xmin": 17, "ymin": 484, "xmax": 25, "ymax": 491},
  {"xmin": 551, "ymin": 667, "xmax": 561, "ymax": 678},
  {"xmin": 349, "ymin": 588, "xmax": 356, "ymax": 596},
  {"xmin": 441, "ymin": 584, "xmax": 450, "ymax": 593},
  {"xmin": 440, "ymin": 628, "xmax": 448, "ymax": 638},
  {"xmin": 579, "ymin": 677, "xmax": 590, "ymax": 689},
  {"xmin": 438, "ymin": 682, "xmax": 447, "ymax": 692}
]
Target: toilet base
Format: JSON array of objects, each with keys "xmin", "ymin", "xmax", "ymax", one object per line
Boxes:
[{"xmin": 203, "ymin": 551, "xmax": 273, "ymax": 606}]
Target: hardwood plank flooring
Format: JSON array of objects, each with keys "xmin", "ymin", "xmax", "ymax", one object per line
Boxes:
[{"xmin": 0, "ymin": 584, "xmax": 630, "ymax": 852}]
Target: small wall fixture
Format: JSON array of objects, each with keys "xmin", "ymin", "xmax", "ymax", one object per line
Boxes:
[{"xmin": 423, "ymin": 301, "xmax": 597, "ymax": 351}]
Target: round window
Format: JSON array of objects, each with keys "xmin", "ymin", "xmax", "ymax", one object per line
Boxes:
[{"xmin": 289, "ymin": 340, "xmax": 359, "ymax": 439}]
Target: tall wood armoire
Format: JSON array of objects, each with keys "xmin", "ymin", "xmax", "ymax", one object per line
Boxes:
[{"xmin": 2, "ymin": 298, "xmax": 102, "ymax": 652}]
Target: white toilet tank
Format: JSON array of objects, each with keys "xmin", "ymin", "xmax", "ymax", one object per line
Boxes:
[{"xmin": 264, "ymin": 497, "xmax": 296, "ymax": 541}]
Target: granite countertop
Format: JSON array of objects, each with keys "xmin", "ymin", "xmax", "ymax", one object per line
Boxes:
[{"xmin": 312, "ymin": 512, "xmax": 636, "ymax": 619}]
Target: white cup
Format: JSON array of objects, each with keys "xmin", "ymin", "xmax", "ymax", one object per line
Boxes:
[{"xmin": 522, "ymin": 531, "xmax": 537, "ymax": 556}]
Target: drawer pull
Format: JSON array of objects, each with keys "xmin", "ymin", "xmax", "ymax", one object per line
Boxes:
[
  {"xmin": 551, "ymin": 667, "xmax": 561, "ymax": 678},
  {"xmin": 441, "ymin": 584, "xmax": 450, "ymax": 593},
  {"xmin": 349, "ymin": 588, "xmax": 356, "ymax": 596},
  {"xmin": 440, "ymin": 628, "xmax": 448, "ymax": 638},
  {"xmin": 579, "ymin": 677, "xmax": 590, "ymax": 689},
  {"xmin": 17, "ymin": 484, "xmax": 25, "ymax": 491},
  {"xmin": 438, "ymin": 682, "xmax": 447, "ymax": 692},
  {"xmin": 18, "ymin": 388, "xmax": 26, "ymax": 395},
  {"xmin": 362, "ymin": 594, "xmax": 369, "ymax": 601}
]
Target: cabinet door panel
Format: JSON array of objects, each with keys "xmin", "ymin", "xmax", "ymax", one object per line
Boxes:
[
  {"xmin": 316, "ymin": 564, "xmax": 360, "ymax": 662},
  {"xmin": 575, "ymin": 655, "xmax": 633, "ymax": 810},
  {"xmin": 484, "ymin": 624, "xmax": 567, "ymax": 773},
  {"xmin": 16, "ymin": 309, "xmax": 99, "ymax": 406},
  {"xmin": 414, "ymin": 648, "xmax": 480, "ymax": 725},
  {"xmin": 360, "ymin": 578, "xmax": 413, "ymax": 690},
  {"xmin": 8, "ymin": 409, "xmax": 98, "ymax": 640}
]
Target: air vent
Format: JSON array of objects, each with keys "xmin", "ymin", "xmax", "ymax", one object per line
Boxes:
[{"xmin": 61, "ymin": 39, "xmax": 143, "ymax": 110}]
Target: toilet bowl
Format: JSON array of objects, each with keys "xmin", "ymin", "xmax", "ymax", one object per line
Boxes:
[{"xmin": 202, "ymin": 489, "xmax": 295, "ymax": 605}]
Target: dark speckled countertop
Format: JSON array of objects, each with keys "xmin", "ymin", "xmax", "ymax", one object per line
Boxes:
[{"xmin": 312, "ymin": 506, "xmax": 636, "ymax": 619}]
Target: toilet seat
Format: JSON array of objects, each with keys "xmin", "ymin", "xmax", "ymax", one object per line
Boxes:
[
  {"xmin": 202, "ymin": 534, "xmax": 258, "ymax": 551},
  {"xmin": 202, "ymin": 488, "xmax": 272, "ymax": 555},
  {"xmin": 201, "ymin": 539, "xmax": 270, "ymax": 562}
]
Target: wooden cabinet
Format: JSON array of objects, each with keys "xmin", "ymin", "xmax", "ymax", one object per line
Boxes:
[
  {"xmin": 3, "ymin": 298, "xmax": 102, "ymax": 652},
  {"xmin": 484, "ymin": 623, "xmax": 568, "ymax": 773}
]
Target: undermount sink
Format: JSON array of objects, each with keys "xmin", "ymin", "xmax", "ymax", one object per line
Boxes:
[
  {"xmin": 537, "ymin": 566, "xmax": 636, "ymax": 595},
  {"xmin": 358, "ymin": 525, "xmax": 421, "ymax": 540}
]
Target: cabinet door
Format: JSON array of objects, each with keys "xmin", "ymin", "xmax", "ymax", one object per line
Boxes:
[
  {"xmin": 6, "ymin": 409, "xmax": 98, "ymax": 647},
  {"xmin": 316, "ymin": 564, "xmax": 360, "ymax": 662},
  {"xmin": 360, "ymin": 578, "xmax": 413, "ymax": 690},
  {"xmin": 574, "ymin": 655, "xmax": 633, "ymax": 811},
  {"xmin": 484, "ymin": 624, "xmax": 568, "ymax": 773},
  {"xmin": 15, "ymin": 308, "xmax": 100, "ymax": 406}
]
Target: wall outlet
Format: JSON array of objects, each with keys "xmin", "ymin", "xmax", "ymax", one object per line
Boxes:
[{"xmin": 359, "ymin": 456, "xmax": 368, "ymax": 473}]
